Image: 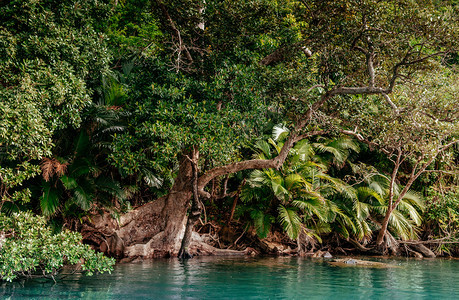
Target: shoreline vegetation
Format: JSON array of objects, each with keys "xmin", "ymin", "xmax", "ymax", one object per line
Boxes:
[{"xmin": 1, "ymin": 0, "xmax": 458, "ymax": 282}]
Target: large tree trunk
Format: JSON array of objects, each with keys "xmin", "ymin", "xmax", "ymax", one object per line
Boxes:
[{"xmin": 81, "ymin": 155, "xmax": 194, "ymax": 258}]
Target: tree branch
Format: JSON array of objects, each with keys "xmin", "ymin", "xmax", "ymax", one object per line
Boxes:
[
  {"xmin": 382, "ymin": 93, "xmax": 399, "ymax": 112},
  {"xmin": 198, "ymin": 77, "xmax": 404, "ymax": 197},
  {"xmin": 156, "ymin": 1, "xmax": 193, "ymax": 71},
  {"xmin": 197, "ymin": 92, "xmax": 335, "ymax": 197},
  {"xmin": 388, "ymin": 148, "xmax": 402, "ymax": 210},
  {"xmin": 392, "ymin": 139, "xmax": 458, "ymax": 211},
  {"xmin": 388, "ymin": 51, "xmax": 446, "ymax": 92}
]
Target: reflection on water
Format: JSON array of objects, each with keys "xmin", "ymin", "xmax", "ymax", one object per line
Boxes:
[{"xmin": 2, "ymin": 257, "xmax": 459, "ymax": 299}]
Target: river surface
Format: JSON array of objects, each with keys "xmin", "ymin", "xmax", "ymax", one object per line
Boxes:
[{"xmin": 2, "ymin": 256, "xmax": 459, "ymax": 299}]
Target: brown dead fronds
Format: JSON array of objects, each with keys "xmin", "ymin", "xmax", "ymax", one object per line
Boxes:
[{"xmin": 41, "ymin": 158, "xmax": 68, "ymax": 181}]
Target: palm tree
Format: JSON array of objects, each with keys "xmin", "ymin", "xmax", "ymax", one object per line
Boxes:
[
  {"xmin": 240, "ymin": 125, "xmax": 359, "ymax": 250},
  {"xmin": 332, "ymin": 169, "xmax": 424, "ymax": 250}
]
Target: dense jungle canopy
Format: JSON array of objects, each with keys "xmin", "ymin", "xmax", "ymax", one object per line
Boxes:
[{"xmin": 0, "ymin": 0, "xmax": 458, "ymax": 280}]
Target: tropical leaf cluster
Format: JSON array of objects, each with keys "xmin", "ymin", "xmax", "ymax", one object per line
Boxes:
[{"xmin": 240, "ymin": 126, "xmax": 425, "ymax": 248}]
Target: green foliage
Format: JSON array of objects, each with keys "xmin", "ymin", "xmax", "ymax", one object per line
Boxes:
[
  {"xmin": 107, "ymin": 0, "xmax": 163, "ymax": 58},
  {"xmin": 0, "ymin": 0, "xmax": 112, "ymax": 205},
  {"xmin": 108, "ymin": 61, "xmax": 274, "ymax": 183},
  {"xmin": 424, "ymin": 187, "xmax": 459, "ymax": 255},
  {"xmin": 39, "ymin": 128, "xmax": 127, "ymax": 217},
  {"xmin": 0, "ymin": 212, "xmax": 115, "ymax": 282},
  {"xmin": 0, "ymin": 0, "xmax": 112, "ymax": 158},
  {"xmin": 425, "ymin": 188, "xmax": 459, "ymax": 238},
  {"xmin": 242, "ymin": 128, "xmax": 426, "ymax": 245}
]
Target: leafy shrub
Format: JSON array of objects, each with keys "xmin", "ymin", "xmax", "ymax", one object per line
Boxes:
[
  {"xmin": 425, "ymin": 188, "xmax": 459, "ymax": 238},
  {"xmin": 424, "ymin": 188, "xmax": 459, "ymax": 255},
  {"xmin": 0, "ymin": 212, "xmax": 115, "ymax": 282}
]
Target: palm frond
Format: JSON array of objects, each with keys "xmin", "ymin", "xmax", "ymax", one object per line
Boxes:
[
  {"xmin": 354, "ymin": 200, "xmax": 371, "ymax": 220},
  {"xmin": 389, "ymin": 210, "xmax": 418, "ymax": 240},
  {"xmin": 278, "ymin": 205, "xmax": 302, "ymax": 239},
  {"xmin": 272, "ymin": 124, "xmax": 290, "ymax": 141},
  {"xmin": 292, "ymin": 139, "xmax": 314, "ymax": 162},
  {"xmin": 310, "ymin": 221, "xmax": 332, "ymax": 235},
  {"xmin": 292, "ymin": 198, "xmax": 326, "ymax": 220},
  {"xmin": 313, "ymin": 142, "xmax": 346, "ymax": 163},
  {"xmin": 400, "ymin": 191, "xmax": 424, "ymax": 211},
  {"xmin": 60, "ymin": 175, "xmax": 78, "ymax": 190},
  {"xmin": 268, "ymin": 138, "xmax": 282, "ymax": 155},
  {"xmin": 352, "ymin": 217, "xmax": 372, "ymax": 240},
  {"xmin": 330, "ymin": 137, "xmax": 360, "ymax": 153},
  {"xmin": 68, "ymin": 158, "xmax": 91, "ymax": 177},
  {"xmin": 95, "ymin": 177, "xmax": 126, "ymax": 201},
  {"xmin": 250, "ymin": 210, "xmax": 274, "ymax": 239},
  {"xmin": 99, "ymin": 126, "xmax": 126, "ymax": 134},
  {"xmin": 397, "ymin": 193, "xmax": 423, "ymax": 226},
  {"xmin": 284, "ymin": 173, "xmax": 305, "ymax": 191},
  {"xmin": 315, "ymin": 173, "xmax": 356, "ymax": 199},
  {"xmin": 357, "ymin": 186, "xmax": 385, "ymax": 205},
  {"xmin": 72, "ymin": 186, "xmax": 92, "ymax": 211},
  {"xmin": 248, "ymin": 169, "xmax": 273, "ymax": 188},
  {"xmin": 271, "ymin": 179, "xmax": 289, "ymax": 201},
  {"xmin": 253, "ymin": 140, "xmax": 271, "ymax": 159},
  {"xmin": 40, "ymin": 183, "xmax": 60, "ymax": 216}
]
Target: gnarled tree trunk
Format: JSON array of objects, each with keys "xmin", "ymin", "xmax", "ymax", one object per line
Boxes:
[{"xmin": 82, "ymin": 154, "xmax": 194, "ymax": 258}]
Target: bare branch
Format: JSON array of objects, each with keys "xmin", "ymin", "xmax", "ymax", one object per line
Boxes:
[
  {"xmin": 388, "ymin": 148, "xmax": 402, "ymax": 210},
  {"xmin": 382, "ymin": 93, "xmax": 399, "ymax": 112},
  {"xmin": 392, "ymin": 139, "xmax": 458, "ymax": 211},
  {"xmin": 353, "ymin": 46, "xmax": 368, "ymax": 55},
  {"xmin": 419, "ymin": 111, "xmax": 459, "ymax": 123},
  {"xmin": 156, "ymin": 1, "xmax": 193, "ymax": 72}
]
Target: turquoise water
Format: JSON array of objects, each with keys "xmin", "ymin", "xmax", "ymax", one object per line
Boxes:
[{"xmin": 2, "ymin": 257, "xmax": 459, "ymax": 299}]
